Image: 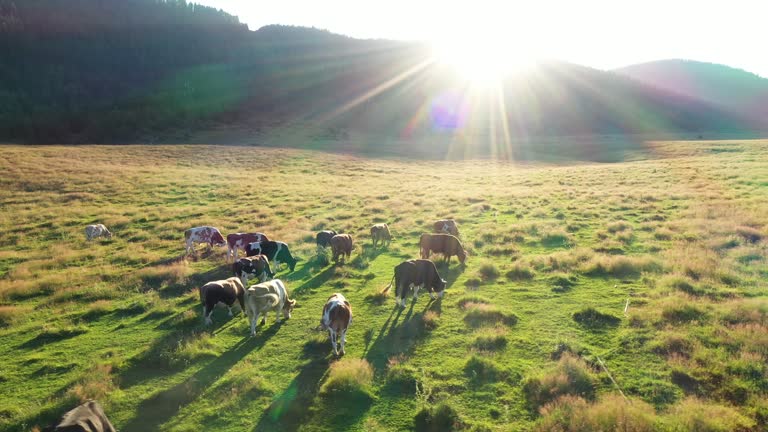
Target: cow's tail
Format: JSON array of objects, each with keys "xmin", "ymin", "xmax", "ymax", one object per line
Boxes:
[{"xmin": 381, "ymin": 274, "xmax": 395, "ymax": 294}]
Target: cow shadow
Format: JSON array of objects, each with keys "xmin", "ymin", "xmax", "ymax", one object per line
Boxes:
[
  {"xmin": 288, "ymin": 266, "xmax": 336, "ymax": 297},
  {"xmin": 436, "ymin": 262, "xmax": 466, "ymax": 289},
  {"xmin": 252, "ymin": 340, "xmax": 333, "ymax": 432},
  {"xmin": 121, "ymin": 328, "xmax": 278, "ymax": 432},
  {"xmin": 363, "ymin": 298, "xmax": 435, "ymax": 373}
]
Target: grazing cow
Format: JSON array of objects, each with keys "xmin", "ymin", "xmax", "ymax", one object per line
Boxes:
[
  {"xmin": 85, "ymin": 224, "xmax": 112, "ymax": 241},
  {"xmin": 420, "ymin": 233, "xmax": 468, "ymax": 265},
  {"xmin": 226, "ymin": 232, "xmax": 269, "ymax": 262},
  {"xmin": 320, "ymin": 293, "xmax": 352, "ymax": 356},
  {"xmin": 433, "ymin": 219, "xmax": 460, "ymax": 237},
  {"xmin": 330, "ymin": 234, "xmax": 353, "ymax": 263},
  {"xmin": 315, "ymin": 230, "xmax": 338, "ymax": 248},
  {"xmin": 44, "ymin": 399, "xmax": 116, "ymax": 432},
  {"xmin": 246, "ymin": 240, "xmax": 299, "ymax": 272},
  {"xmin": 185, "ymin": 226, "xmax": 226, "ymax": 255},
  {"xmin": 370, "ymin": 223, "xmax": 392, "ymax": 248},
  {"xmin": 383, "ymin": 259, "xmax": 447, "ymax": 307},
  {"xmin": 199, "ymin": 277, "xmax": 245, "ymax": 325},
  {"xmin": 233, "ymin": 255, "xmax": 274, "ymax": 287},
  {"xmin": 244, "ymin": 279, "xmax": 296, "ymax": 335}
]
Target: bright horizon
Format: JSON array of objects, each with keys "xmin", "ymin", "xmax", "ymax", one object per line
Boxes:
[{"xmin": 195, "ymin": 0, "xmax": 768, "ymax": 78}]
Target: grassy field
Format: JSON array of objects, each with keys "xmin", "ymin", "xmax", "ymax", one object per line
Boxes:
[{"xmin": 0, "ymin": 140, "xmax": 766, "ymax": 431}]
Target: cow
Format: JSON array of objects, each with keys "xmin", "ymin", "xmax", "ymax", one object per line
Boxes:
[
  {"xmin": 420, "ymin": 233, "xmax": 468, "ymax": 265},
  {"xmin": 433, "ymin": 219, "xmax": 460, "ymax": 237},
  {"xmin": 330, "ymin": 234, "xmax": 353, "ymax": 263},
  {"xmin": 85, "ymin": 224, "xmax": 112, "ymax": 241},
  {"xmin": 383, "ymin": 259, "xmax": 447, "ymax": 307},
  {"xmin": 320, "ymin": 293, "xmax": 352, "ymax": 356},
  {"xmin": 233, "ymin": 255, "xmax": 274, "ymax": 287},
  {"xmin": 226, "ymin": 232, "xmax": 269, "ymax": 262},
  {"xmin": 244, "ymin": 279, "xmax": 296, "ymax": 335},
  {"xmin": 185, "ymin": 226, "xmax": 226, "ymax": 255},
  {"xmin": 316, "ymin": 230, "xmax": 337, "ymax": 248},
  {"xmin": 370, "ymin": 223, "xmax": 392, "ymax": 248},
  {"xmin": 43, "ymin": 399, "xmax": 116, "ymax": 432},
  {"xmin": 246, "ymin": 240, "xmax": 299, "ymax": 272},
  {"xmin": 199, "ymin": 277, "xmax": 245, "ymax": 325}
]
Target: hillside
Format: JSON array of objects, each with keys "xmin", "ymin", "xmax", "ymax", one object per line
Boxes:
[
  {"xmin": 617, "ymin": 59, "xmax": 768, "ymax": 122},
  {"xmin": 0, "ymin": 141, "xmax": 766, "ymax": 431},
  {"xmin": 1, "ymin": 1, "xmax": 763, "ymax": 155}
]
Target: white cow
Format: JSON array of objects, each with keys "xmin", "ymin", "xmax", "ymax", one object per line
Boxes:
[
  {"xmin": 184, "ymin": 226, "xmax": 226, "ymax": 255},
  {"xmin": 244, "ymin": 279, "xmax": 296, "ymax": 336},
  {"xmin": 85, "ymin": 224, "xmax": 112, "ymax": 241}
]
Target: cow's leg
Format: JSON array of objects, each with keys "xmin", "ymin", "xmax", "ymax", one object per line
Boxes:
[
  {"xmin": 430, "ymin": 288, "xmax": 436, "ymax": 300},
  {"xmin": 204, "ymin": 304, "xmax": 214, "ymax": 325},
  {"xmin": 413, "ymin": 283, "xmax": 421, "ymax": 300},
  {"xmin": 329, "ymin": 329, "xmax": 338, "ymax": 355},
  {"xmin": 340, "ymin": 328, "xmax": 347, "ymax": 355},
  {"xmin": 227, "ymin": 305, "xmax": 234, "ymax": 317},
  {"xmin": 250, "ymin": 313, "xmax": 257, "ymax": 336}
]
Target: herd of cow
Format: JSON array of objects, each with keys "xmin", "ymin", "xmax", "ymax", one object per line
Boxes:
[{"xmin": 45, "ymin": 221, "xmax": 467, "ymax": 431}]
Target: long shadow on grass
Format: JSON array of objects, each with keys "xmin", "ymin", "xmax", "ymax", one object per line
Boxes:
[
  {"xmin": 252, "ymin": 339, "xmax": 333, "ymax": 432},
  {"xmin": 121, "ymin": 328, "xmax": 278, "ymax": 431},
  {"xmin": 363, "ymin": 298, "xmax": 436, "ymax": 372},
  {"xmin": 289, "ymin": 266, "xmax": 336, "ymax": 297},
  {"xmin": 158, "ymin": 265, "xmax": 232, "ymax": 298}
]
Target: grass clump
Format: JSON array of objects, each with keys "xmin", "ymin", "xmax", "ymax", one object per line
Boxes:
[
  {"xmin": 540, "ymin": 228, "xmax": 572, "ymax": 247},
  {"xmin": 535, "ymin": 394, "xmax": 657, "ymax": 432},
  {"xmin": 649, "ymin": 331, "xmax": 696, "ymax": 358},
  {"xmin": 477, "ymin": 260, "xmax": 500, "ymax": 280},
  {"xmin": 464, "ymin": 355, "xmax": 508, "ymax": 384},
  {"xmin": 582, "ymin": 255, "xmax": 661, "ymax": 278},
  {"xmin": 661, "ymin": 302, "xmax": 708, "ymax": 325},
  {"xmin": 666, "ymin": 397, "xmax": 755, "ymax": 431},
  {"xmin": 414, "ymin": 403, "xmax": 464, "ymax": 432},
  {"xmin": 65, "ymin": 364, "xmax": 117, "ymax": 404},
  {"xmin": 523, "ymin": 353, "xmax": 597, "ymax": 410},
  {"xmin": 320, "ymin": 358, "xmax": 374, "ymax": 398},
  {"xmin": 386, "ymin": 356, "xmax": 418, "ymax": 391},
  {"xmin": 505, "ymin": 262, "xmax": 535, "ymax": 280},
  {"xmin": 456, "ymin": 295, "xmax": 491, "ymax": 309},
  {"xmin": 463, "ymin": 303, "xmax": 518, "ymax": 327},
  {"xmin": 472, "ymin": 329, "xmax": 508, "ymax": 351},
  {"xmin": 0, "ymin": 305, "xmax": 25, "ymax": 327},
  {"xmin": 572, "ymin": 307, "xmax": 621, "ymax": 328}
]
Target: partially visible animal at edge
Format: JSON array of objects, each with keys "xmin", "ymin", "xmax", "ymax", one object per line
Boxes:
[
  {"xmin": 85, "ymin": 224, "xmax": 112, "ymax": 241},
  {"xmin": 330, "ymin": 234, "xmax": 353, "ymax": 263},
  {"xmin": 233, "ymin": 255, "xmax": 274, "ymax": 286},
  {"xmin": 419, "ymin": 233, "xmax": 468, "ymax": 265},
  {"xmin": 244, "ymin": 279, "xmax": 296, "ymax": 335},
  {"xmin": 382, "ymin": 259, "xmax": 447, "ymax": 307},
  {"xmin": 315, "ymin": 230, "xmax": 338, "ymax": 248},
  {"xmin": 185, "ymin": 226, "xmax": 226, "ymax": 255},
  {"xmin": 199, "ymin": 277, "xmax": 246, "ymax": 325},
  {"xmin": 226, "ymin": 232, "xmax": 269, "ymax": 262},
  {"xmin": 43, "ymin": 399, "xmax": 116, "ymax": 432},
  {"xmin": 320, "ymin": 293, "xmax": 352, "ymax": 356},
  {"xmin": 370, "ymin": 223, "xmax": 392, "ymax": 248}
]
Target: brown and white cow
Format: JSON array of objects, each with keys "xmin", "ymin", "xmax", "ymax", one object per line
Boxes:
[
  {"xmin": 199, "ymin": 277, "xmax": 245, "ymax": 325},
  {"xmin": 370, "ymin": 223, "xmax": 392, "ymax": 248},
  {"xmin": 85, "ymin": 224, "xmax": 112, "ymax": 241},
  {"xmin": 44, "ymin": 400, "xmax": 116, "ymax": 432},
  {"xmin": 185, "ymin": 226, "xmax": 226, "ymax": 255},
  {"xmin": 226, "ymin": 232, "xmax": 269, "ymax": 262},
  {"xmin": 320, "ymin": 293, "xmax": 352, "ymax": 356},
  {"xmin": 233, "ymin": 255, "xmax": 274, "ymax": 287},
  {"xmin": 383, "ymin": 259, "xmax": 446, "ymax": 307},
  {"xmin": 330, "ymin": 234, "xmax": 353, "ymax": 263},
  {"xmin": 433, "ymin": 219, "xmax": 460, "ymax": 237},
  {"xmin": 420, "ymin": 233, "xmax": 467, "ymax": 265},
  {"xmin": 244, "ymin": 279, "xmax": 296, "ymax": 335}
]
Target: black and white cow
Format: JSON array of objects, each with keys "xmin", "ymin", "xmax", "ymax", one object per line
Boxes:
[
  {"xmin": 246, "ymin": 241, "xmax": 299, "ymax": 272},
  {"xmin": 199, "ymin": 277, "xmax": 246, "ymax": 325},
  {"xmin": 233, "ymin": 255, "xmax": 274, "ymax": 287},
  {"xmin": 382, "ymin": 259, "xmax": 446, "ymax": 307},
  {"xmin": 44, "ymin": 400, "xmax": 116, "ymax": 432}
]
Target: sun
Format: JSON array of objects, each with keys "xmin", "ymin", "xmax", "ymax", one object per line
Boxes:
[{"xmin": 431, "ymin": 34, "xmax": 538, "ymax": 87}]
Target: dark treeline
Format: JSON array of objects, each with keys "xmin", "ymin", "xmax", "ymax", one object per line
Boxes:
[{"xmin": 0, "ymin": 0, "xmax": 763, "ymax": 147}]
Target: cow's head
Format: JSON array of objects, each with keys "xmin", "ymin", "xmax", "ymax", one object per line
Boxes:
[
  {"xmin": 435, "ymin": 277, "xmax": 447, "ymax": 293},
  {"xmin": 105, "ymin": 230, "xmax": 113, "ymax": 238},
  {"xmin": 283, "ymin": 299, "xmax": 296, "ymax": 319},
  {"xmin": 458, "ymin": 249, "xmax": 468, "ymax": 264},
  {"xmin": 288, "ymin": 256, "xmax": 298, "ymax": 272},
  {"xmin": 211, "ymin": 230, "xmax": 226, "ymax": 247}
]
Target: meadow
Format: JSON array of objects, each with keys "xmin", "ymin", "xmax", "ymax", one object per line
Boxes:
[{"xmin": 0, "ymin": 140, "xmax": 766, "ymax": 431}]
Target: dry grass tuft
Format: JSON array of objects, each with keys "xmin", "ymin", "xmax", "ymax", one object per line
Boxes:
[
  {"xmin": 535, "ymin": 394, "xmax": 657, "ymax": 432},
  {"xmin": 65, "ymin": 364, "xmax": 117, "ymax": 404},
  {"xmin": 523, "ymin": 353, "xmax": 597, "ymax": 410},
  {"xmin": 320, "ymin": 358, "xmax": 374, "ymax": 397}
]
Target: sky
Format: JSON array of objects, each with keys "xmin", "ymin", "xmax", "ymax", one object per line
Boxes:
[{"xmin": 195, "ymin": 0, "xmax": 768, "ymax": 77}]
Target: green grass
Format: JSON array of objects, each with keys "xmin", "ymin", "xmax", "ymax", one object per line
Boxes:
[{"xmin": 0, "ymin": 140, "xmax": 766, "ymax": 431}]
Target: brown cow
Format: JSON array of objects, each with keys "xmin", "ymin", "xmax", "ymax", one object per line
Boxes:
[
  {"xmin": 330, "ymin": 234, "xmax": 353, "ymax": 263},
  {"xmin": 433, "ymin": 219, "xmax": 460, "ymax": 237},
  {"xmin": 320, "ymin": 293, "xmax": 352, "ymax": 355},
  {"xmin": 420, "ymin": 233, "xmax": 467, "ymax": 265},
  {"xmin": 370, "ymin": 223, "xmax": 392, "ymax": 248}
]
